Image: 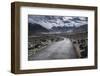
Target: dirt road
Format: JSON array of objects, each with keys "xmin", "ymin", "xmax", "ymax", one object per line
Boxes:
[{"xmin": 28, "ymin": 38, "xmax": 78, "ymax": 60}]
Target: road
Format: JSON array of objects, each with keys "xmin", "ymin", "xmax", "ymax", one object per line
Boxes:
[{"xmin": 28, "ymin": 38, "xmax": 79, "ymax": 60}]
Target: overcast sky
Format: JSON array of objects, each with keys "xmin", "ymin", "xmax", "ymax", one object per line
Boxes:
[{"xmin": 28, "ymin": 15, "xmax": 88, "ymax": 29}]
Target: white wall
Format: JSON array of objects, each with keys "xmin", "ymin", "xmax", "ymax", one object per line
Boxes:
[{"xmin": 0, "ymin": 0, "xmax": 100, "ymax": 76}]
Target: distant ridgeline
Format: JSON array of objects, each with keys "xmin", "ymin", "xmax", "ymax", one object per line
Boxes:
[
  {"xmin": 28, "ymin": 22, "xmax": 88, "ymax": 35},
  {"xmin": 28, "ymin": 23, "xmax": 49, "ymax": 35}
]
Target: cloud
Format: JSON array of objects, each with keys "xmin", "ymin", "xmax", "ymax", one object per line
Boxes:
[
  {"xmin": 28, "ymin": 15, "xmax": 88, "ymax": 29},
  {"xmin": 63, "ymin": 17, "xmax": 73, "ymax": 21}
]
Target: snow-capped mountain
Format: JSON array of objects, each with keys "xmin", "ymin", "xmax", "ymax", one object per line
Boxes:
[{"xmin": 28, "ymin": 15, "xmax": 88, "ymax": 34}]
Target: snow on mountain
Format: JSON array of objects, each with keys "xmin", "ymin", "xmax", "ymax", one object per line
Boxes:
[{"xmin": 28, "ymin": 15, "xmax": 88, "ymax": 33}]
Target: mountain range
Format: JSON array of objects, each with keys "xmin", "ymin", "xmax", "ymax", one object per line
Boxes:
[
  {"xmin": 28, "ymin": 22, "xmax": 87, "ymax": 35},
  {"xmin": 28, "ymin": 23, "xmax": 49, "ymax": 35}
]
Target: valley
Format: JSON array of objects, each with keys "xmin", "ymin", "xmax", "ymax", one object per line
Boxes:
[{"xmin": 28, "ymin": 32, "xmax": 87, "ymax": 60}]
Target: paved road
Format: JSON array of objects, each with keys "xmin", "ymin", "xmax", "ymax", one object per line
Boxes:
[{"xmin": 28, "ymin": 38, "xmax": 78, "ymax": 60}]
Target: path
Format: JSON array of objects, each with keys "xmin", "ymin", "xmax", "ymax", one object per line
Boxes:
[{"xmin": 28, "ymin": 38, "xmax": 78, "ymax": 60}]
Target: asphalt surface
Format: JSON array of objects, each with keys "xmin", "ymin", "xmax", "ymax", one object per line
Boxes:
[{"xmin": 28, "ymin": 38, "xmax": 78, "ymax": 60}]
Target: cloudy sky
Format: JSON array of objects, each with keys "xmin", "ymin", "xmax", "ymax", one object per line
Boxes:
[{"xmin": 28, "ymin": 15, "xmax": 88, "ymax": 29}]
